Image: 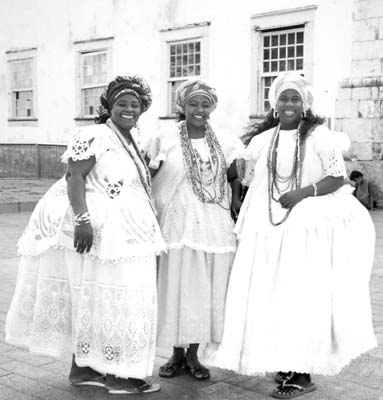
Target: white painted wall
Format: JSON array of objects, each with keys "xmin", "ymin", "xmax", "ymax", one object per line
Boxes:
[{"xmin": 0, "ymin": 0, "xmax": 354, "ymax": 144}]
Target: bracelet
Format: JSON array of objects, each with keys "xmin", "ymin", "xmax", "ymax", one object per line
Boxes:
[
  {"xmin": 312, "ymin": 183, "xmax": 318, "ymax": 197},
  {"xmin": 74, "ymin": 211, "xmax": 91, "ymax": 226}
]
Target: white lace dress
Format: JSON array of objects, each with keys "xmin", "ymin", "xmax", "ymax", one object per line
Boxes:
[
  {"xmin": 145, "ymin": 124, "xmax": 243, "ymax": 347},
  {"xmin": 5, "ymin": 123, "xmax": 166, "ymax": 379},
  {"xmin": 204, "ymin": 125, "xmax": 377, "ymax": 375}
]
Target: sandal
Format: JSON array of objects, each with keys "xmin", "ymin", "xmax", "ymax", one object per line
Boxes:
[
  {"xmin": 70, "ymin": 374, "xmax": 106, "ymax": 387},
  {"xmin": 275, "ymin": 371, "xmax": 293, "ymax": 384},
  {"xmin": 108, "ymin": 381, "xmax": 161, "ymax": 394},
  {"xmin": 159, "ymin": 360, "xmax": 185, "ymax": 378},
  {"xmin": 272, "ymin": 382, "xmax": 317, "ymax": 399},
  {"xmin": 185, "ymin": 364, "xmax": 210, "ymax": 380}
]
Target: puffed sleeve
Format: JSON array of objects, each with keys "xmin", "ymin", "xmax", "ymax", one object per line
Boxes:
[
  {"xmin": 216, "ymin": 130, "xmax": 244, "ymax": 167},
  {"xmin": 61, "ymin": 125, "xmax": 108, "ymax": 163},
  {"xmin": 241, "ymin": 130, "xmax": 273, "ymax": 186},
  {"xmin": 144, "ymin": 128, "xmax": 176, "ymax": 170},
  {"xmin": 312, "ymin": 125, "xmax": 350, "ymax": 178}
]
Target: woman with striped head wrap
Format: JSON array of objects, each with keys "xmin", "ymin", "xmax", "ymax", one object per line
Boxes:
[
  {"xmin": 6, "ymin": 74, "xmax": 165, "ymax": 394},
  {"xmin": 205, "ymin": 71, "xmax": 376, "ymax": 399},
  {"xmin": 145, "ymin": 78, "xmax": 243, "ymax": 381}
]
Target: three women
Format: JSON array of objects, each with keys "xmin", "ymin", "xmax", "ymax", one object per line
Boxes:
[{"xmin": 5, "ymin": 71, "xmax": 376, "ymax": 399}]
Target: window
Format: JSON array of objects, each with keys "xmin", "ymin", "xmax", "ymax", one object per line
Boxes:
[
  {"xmin": 7, "ymin": 48, "xmax": 37, "ymax": 121},
  {"xmin": 250, "ymin": 6, "xmax": 316, "ymax": 116},
  {"xmin": 261, "ymin": 27, "xmax": 304, "ymax": 112},
  {"xmin": 159, "ymin": 22, "xmax": 209, "ymax": 118},
  {"xmin": 80, "ymin": 50, "xmax": 108, "ymax": 117},
  {"xmin": 11, "ymin": 60, "xmax": 34, "ymax": 117},
  {"xmin": 168, "ymin": 40, "xmax": 202, "ymax": 115},
  {"xmin": 74, "ymin": 37, "xmax": 113, "ymax": 122}
]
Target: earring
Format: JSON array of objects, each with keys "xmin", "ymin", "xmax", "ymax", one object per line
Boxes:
[
  {"xmin": 301, "ymin": 110, "xmax": 306, "ymax": 119},
  {"xmin": 273, "ymin": 109, "xmax": 278, "ymax": 119}
]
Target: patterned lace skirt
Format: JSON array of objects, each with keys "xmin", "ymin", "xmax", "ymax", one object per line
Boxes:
[{"xmin": 5, "ymin": 248, "xmax": 157, "ymax": 379}]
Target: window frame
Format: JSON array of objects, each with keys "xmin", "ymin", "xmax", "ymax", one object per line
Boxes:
[
  {"xmin": 260, "ymin": 26, "xmax": 305, "ymax": 113},
  {"xmin": 74, "ymin": 37, "xmax": 113, "ymax": 124},
  {"xmin": 7, "ymin": 48, "xmax": 38, "ymax": 124},
  {"xmin": 167, "ymin": 38, "xmax": 203, "ymax": 116},
  {"xmin": 159, "ymin": 22, "xmax": 210, "ymax": 119},
  {"xmin": 250, "ymin": 5, "xmax": 317, "ymax": 117}
]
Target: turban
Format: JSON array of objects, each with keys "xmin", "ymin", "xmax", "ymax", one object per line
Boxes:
[
  {"xmin": 268, "ymin": 72, "xmax": 314, "ymax": 111},
  {"xmin": 175, "ymin": 79, "xmax": 218, "ymax": 113},
  {"xmin": 100, "ymin": 74, "xmax": 152, "ymax": 114}
]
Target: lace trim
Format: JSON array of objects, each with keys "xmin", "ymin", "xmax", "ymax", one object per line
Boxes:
[
  {"xmin": 166, "ymin": 239, "xmax": 236, "ymax": 254},
  {"xmin": 322, "ymin": 151, "xmax": 346, "ymax": 177},
  {"xmin": 17, "ymin": 242, "xmax": 166, "ymax": 264}
]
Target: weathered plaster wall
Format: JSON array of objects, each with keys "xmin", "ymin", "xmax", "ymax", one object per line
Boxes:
[{"xmin": 0, "ymin": 0, "xmax": 353, "ymax": 145}]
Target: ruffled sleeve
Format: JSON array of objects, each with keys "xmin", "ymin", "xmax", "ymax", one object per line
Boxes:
[
  {"xmin": 216, "ymin": 130, "xmax": 244, "ymax": 167},
  {"xmin": 144, "ymin": 128, "xmax": 176, "ymax": 169},
  {"xmin": 240, "ymin": 130, "xmax": 273, "ymax": 186},
  {"xmin": 61, "ymin": 125, "xmax": 109, "ymax": 163},
  {"xmin": 311, "ymin": 125, "xmax": 350, "ymax": 178}
]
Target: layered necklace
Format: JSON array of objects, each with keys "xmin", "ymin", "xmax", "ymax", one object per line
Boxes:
[
  {"xmin": 267, "ymin": 124, "xmax": 305, "ymax": 226},
  {"xmin": 179, "ymin": 121, "xmax": 228, "ymax": 208},
  {"xmin": 107, "ymin": 119, "xmax": 156, "ymax": 214}
]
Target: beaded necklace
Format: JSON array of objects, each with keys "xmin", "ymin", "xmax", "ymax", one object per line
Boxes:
[
  {"xmin": 267, "ymin": 124, "xmax": 304, "ymax": 226},
  {"xmin": 106, "ymin": 119, "xmax": 156, "ymax": 214},
  {"xmin": 179, "ymin": 121, "xmax": 228, "ymax": 208}
]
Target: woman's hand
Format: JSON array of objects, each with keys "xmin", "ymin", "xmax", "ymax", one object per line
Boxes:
[
  {"xmin": 279, "ymin": 189, "xmax": 305, "ymax": 209},
  {"xmin": 231, "ymin": 198, "xmax": 242, "ymax": 222},
  {"xmin": 74, "ymin": 223, "xmax": 93, "ymax": 254}
]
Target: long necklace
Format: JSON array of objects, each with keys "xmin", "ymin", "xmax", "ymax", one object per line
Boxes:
[
  {"xmin": 107, "ymin": 119, "xmax": 156, "ymax": 214},
  {"xmin": 267, "ymin": 124, "xmax": 304, "ymax": 226},
  {"xmin": 180, "ymin": 121, "xmax": 228, "ymax": 208}
]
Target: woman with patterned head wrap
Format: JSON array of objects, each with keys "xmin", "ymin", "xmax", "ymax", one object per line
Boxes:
[
  {"xmin": 6, "ymin": 75, "xmax": 165, "ymax": 394},
  {"xmin": 205, "ymin": 72, "xmax": 376, "ymax": 398},
  {"xmin": 145, "ymin": 78, "xmax": 243, "ymax": 381}
]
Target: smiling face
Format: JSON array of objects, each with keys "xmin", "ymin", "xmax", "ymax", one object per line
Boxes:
[
  {"xmin": 184, "ymin": 95, "xmax": 214, "ymax": 129},
  {"xmin": 110, "ymin": 94, "xmax": 141, "ymax": 133},
  {"xmin": 276, "ymin": 89, "xmax": 304, "ymax": 130}
]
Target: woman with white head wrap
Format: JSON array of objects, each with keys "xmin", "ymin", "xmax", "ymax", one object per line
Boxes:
[
  {"xmin": 205, "ymin": 72, "xmax": 376, "ymax": 399},
  {"xmin": 145, "ymin": 78, "xmax": 243, "ymax": 381}
]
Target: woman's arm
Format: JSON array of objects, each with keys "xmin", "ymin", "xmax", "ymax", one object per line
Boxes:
[
  {"xmin": 279, "ymin": 176, "xmax": 344, "ymax": 209},
  {"xmin": 65, "ymin": 157, "xmax": 96, "ymax": 253},
  {"xmin": 145, "ymin": 154, "xmax": 162, "ymax": 178},
  {"xmin": 227, "ymin": 161, "xmax": 243, "ymax": 221}
]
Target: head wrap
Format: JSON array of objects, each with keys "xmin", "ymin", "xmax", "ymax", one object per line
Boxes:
[
  {"xmin": 268, "ymin": 72, "xmax": 314, "ymax": 112},
  {"xmin": 100, "ymin": 74, "xmax": 152, "ymax": 115},
  {"xmin": 175, "ymin": 79, "xmax": 218, "ymax": 113}
]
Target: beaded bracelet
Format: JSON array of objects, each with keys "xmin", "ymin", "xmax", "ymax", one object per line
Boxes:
[
  {"xmin": 312, "ymin": 183, "xmax": 318, "ymax": 197},
  {"xmin": 74, "ymin": 211, "xmax": 91, "ymax": 226}
]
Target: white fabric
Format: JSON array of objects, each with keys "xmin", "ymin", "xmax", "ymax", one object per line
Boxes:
[
  {"xmin": 157, "ymin": 248, "xmax": 234, "ymax": 347},
  {"xmin": 268, "ymin": 71, "xmax": 314, "ymax": 110},
  {"xmin": 6, "ymin": 249, "xmax": 157, "ymax": 379},
  {"xmin": 6, "ymin": 123, "xmax": 166, "ymax": 378},
  {"xmin": 18, "ymin": 124, "xmax": 165, "ymax": 262},
  {"xmin": 204, "ymin": 125, "xmax": 377, "ymax": 375},
  {"xmin": 145, "ymin": 124, "xmax": 243, "ymax": 253}
]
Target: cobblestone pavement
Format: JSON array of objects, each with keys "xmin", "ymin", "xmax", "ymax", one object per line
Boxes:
[{"xmin": 0, "ymin": 211, "xmax": 382, "ymax": 400}]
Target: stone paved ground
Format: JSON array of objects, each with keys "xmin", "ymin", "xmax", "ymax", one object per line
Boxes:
[
  {"xmin": 0, "ymin": 180, "xmax": 57, "ymax": 213},
  {"xmin": 0, "ymin": 211, "xmax": 382, "ymax": 400}
]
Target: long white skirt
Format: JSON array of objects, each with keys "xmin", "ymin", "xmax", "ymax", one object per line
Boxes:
[
  {"xmin": 204, "ymin": 194, "xmax": 377, "ymax": 375},
  {"xmin": 157, "ymin": 247, "xmax": 234, "ymax": 348},
  {"xmin": 6, "ymin": 248, "xmax": 157, "ymax": 379}
]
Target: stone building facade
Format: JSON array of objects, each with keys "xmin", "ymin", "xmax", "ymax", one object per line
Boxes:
[{"xmin": 335, "ymin": 0, "xmax": 383, "ymax": 207}]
